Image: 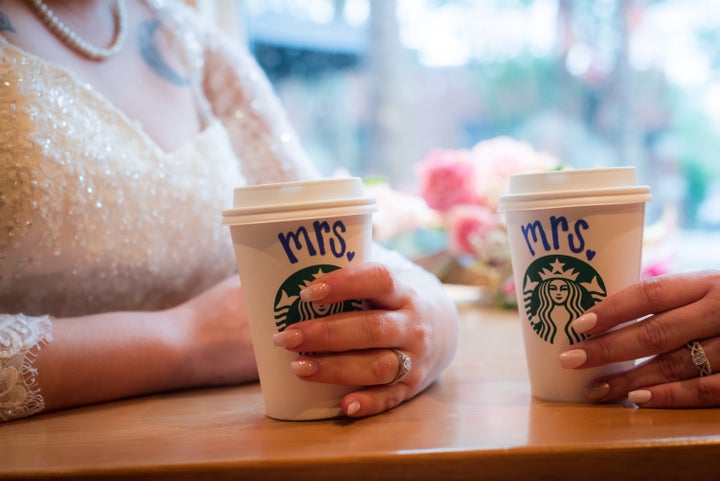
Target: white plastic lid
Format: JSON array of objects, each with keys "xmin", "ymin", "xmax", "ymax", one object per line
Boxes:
[
  {"xmin": 222, "ymin": 177, "xmax": 377, "ymax": 225},
  {"xmin": 497, "ymin": 167, "xmax": 652, "ymax": 212}
]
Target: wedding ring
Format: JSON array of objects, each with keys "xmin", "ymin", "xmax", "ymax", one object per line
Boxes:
[
  {"xmin": 389, "ymin": 348, "xmax": 412, "ymax": 384},
  {"xmin": 687, "ymin": 340, "xmax": 713, "ymax": 377}
]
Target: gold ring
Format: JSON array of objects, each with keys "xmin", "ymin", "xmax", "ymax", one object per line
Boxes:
[
  {"xmin": 389, "ymin": 348, "xmax": 412, "ymax": 384},
  {"xmin": 687, "ymin": 340, "xmax": 713, "ymax": 377}
]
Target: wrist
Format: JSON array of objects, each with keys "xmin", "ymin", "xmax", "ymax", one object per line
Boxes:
[
  {"xmin": 162, "ymin": 303, "xmax": 206, "ymax": 388},
  {"xmin": 165, "ymin": 303, "xmax": 258, "ymax": 388}
]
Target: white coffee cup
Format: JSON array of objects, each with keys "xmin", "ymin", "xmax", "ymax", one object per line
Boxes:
[
  {"xmin": 222, "ymin": 178, "xmax": 377, "ymax": 420},
  {"xmin": 497, "ymin": 167, "xmax": 652, "ymax": 402}
]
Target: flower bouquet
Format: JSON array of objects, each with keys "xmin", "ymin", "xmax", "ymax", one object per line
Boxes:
[
  {"xmin": 416, "ymin": 136, "xmax": 561, "ymax": 307},
  {"xmin": 370, "ymin": 136, "xmax": 673, "ymax": 308}
]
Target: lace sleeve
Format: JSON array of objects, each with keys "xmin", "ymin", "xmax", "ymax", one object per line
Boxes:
[
  {"xmin": 153, "ymin": 1, "xmax": 320, "ymax": 185},
  {"xmin": 199, "ymin": 24, "xmax": 321, "ymax": 184},
  {"xmin": 1, "ymin": 314, "xmax": 52, "ymax": 422}
]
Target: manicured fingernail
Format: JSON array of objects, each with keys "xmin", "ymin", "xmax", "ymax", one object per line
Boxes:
[
  {"xmin": 559, "ymin": 349, "xmax": 588, "ymax": 369},
  {"xmin": 273, "ymin": 329, "xmax": 303, "ymax": 348},
  {"xmin": 572, "ymin": 312, "xmax": 597, "ymax": 333},
  {"xmin": 300, "ymin": 282, "xmax": 330, "ymax": 302},
  {"xmin": 628, "ymin": 389, "xmax": 652, "ymax": 404},
  {"xmin": 345, "ymin": 400, "xmax": 361, "ymax": 416},
  {"xmin": 290, "ymin": 359, "xmax": 318, "ymax": 377},
  {"xmin": 584, "ymin": 382, "xmax": 610, "ymax": 401}
]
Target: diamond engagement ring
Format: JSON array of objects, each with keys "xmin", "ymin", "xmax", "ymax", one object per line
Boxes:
[
  {"xmin": 389, "ymin": 348, "xmax": 412, "ymax": 384},
  {"xmin": 687, "ymin": 340, "xmax": 713, "ymax": 377}
]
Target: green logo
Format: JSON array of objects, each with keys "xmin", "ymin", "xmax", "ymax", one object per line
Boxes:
[
  {"xmin": 522, "ymin": 255, "xmax": 607, "ymax": 345},
  {"xmin": 274, "ymin": 264, "xmax": 364, "ymax": 332}
]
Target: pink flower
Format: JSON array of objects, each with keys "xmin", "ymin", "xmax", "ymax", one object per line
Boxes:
[
  {"xmin": 416, "ymin": 149, "xmax": 480, "ymax": 212},
  {"xmin": 503, "ymin": 277, "xmax": 516, "ymax": 297},
  {"xmin": 445, "ymin": 204, "xmax": 497, "ymax": 256},
  {"xmin": 364, "ymin": 181, "xmax": 442, "ymax": 242},
  {"xmin": 409, "ymin": 137, "xmax": 563, "ymax": 305},
  {"xmin": 471, "ymin": 137, "xmax": 559, "ymax": 209},
  {"xmin": 642, "ymin": 260, "xmax": 670, "ymax": 279}
]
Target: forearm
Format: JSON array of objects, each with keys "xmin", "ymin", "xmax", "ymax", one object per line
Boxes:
[
  {"xmin": 10, "ymin": 275, "xmax": 257, "ymax": 419},
  {"xmin": 35, "ymin": 309, "xmax": 190, "ymax": 413}
]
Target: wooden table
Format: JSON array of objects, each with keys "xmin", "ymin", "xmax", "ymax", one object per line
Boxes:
[{"xmin": 3, "ymin": 303, "xmax": 720, "ymax": 481}]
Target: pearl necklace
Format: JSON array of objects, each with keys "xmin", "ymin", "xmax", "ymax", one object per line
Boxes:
[{"xmin": 27, "ymin": 0, "xmax": 128, "ymax": 61}]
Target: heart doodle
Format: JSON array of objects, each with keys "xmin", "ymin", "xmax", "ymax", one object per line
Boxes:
[
  {"xmin": 586, "ymin": 250, "xmax": 596, "ymax": 261},
  {"xmin": 347, "ymin": 251, "xmax": 356, "ymax": 261}
]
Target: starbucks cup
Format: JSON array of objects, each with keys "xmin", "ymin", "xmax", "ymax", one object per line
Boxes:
[
  {"xmin": 222, "ymin": 178, "xmax": 377, "ymax": 420},
  {"xmin": 497, "ymin": 167, "xmax": 652, "ymax": 402}
]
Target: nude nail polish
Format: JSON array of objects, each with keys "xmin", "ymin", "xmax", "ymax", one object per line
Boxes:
[
  {"xmin": 572, "ymin": 312, "xmax": 598, "ymax": 334},
  {"xmin": 558, "ymin": 349, "xmax": 588, "ymax": 369},
  {"xmin": 584, "ymin": 382, "xmax": 610, "ymax": 401},
  {"xmin": 345, "ymin": 401, "xmax": 361, "ymax": 416},
  {"xmin": 272, "ymin": 329, "xmax": 303, "ymax": 348},
  {"xmin": 628, "ymin": 389, "xmax": 652, "ymax": 404},
  {"xmin": 300, "ymin": 282, "xmax": 329, "ymax": 302},
  {"xmin": 290, "ymin": 359, "xmax": 318, "ymax": 377}
]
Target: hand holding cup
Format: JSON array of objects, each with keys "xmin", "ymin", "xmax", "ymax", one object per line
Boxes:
[
  {"xmin": 498, "ymin": 167, "xmax": 652, "ymax": 402},
  {"xmin": 224, "ymin": 178, "xmax": 458, "ymax": 419},
  {"xmin": 557, "ymin": 270, "xmax": 720, "ymax": 407},
  {"xmin": 272, "ymin": 258, "xmax": 458, "ymax": 418}
]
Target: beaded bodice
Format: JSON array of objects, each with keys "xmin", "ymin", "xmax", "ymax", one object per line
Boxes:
[
  {"xmin": 0, "ymin": 63, "xmax": 243, "ymax": 314},
  {"xmin": 0, "ymin": 0, "xmax": 318, "ymax": 421}
]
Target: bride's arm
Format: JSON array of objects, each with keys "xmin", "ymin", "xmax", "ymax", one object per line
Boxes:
[
  {"xmin": 33, "ymin": 310, "xmax": 188, "ymax": 414},
  {"xmin": 3, "ymin": 276, "xmax": 257, "ymax": 421},
  {"xmin": 194, "ymin": 12, "xmax": 321, "ymax": 184}
]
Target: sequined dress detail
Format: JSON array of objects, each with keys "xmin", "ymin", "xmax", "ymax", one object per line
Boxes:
[{"xmin": 0, "ymin": 1, "xmax": 317, "ymax": 421}]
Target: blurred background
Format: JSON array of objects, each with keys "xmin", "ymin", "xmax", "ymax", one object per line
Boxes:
[{"xmin": 198, "ymin": 0, "xmax": 720, "ymax": 273}]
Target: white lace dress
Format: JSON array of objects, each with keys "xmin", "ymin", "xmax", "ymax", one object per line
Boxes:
[{"xmin": 0, "ymin": 1, "xmax": 319, "ymax": 421}]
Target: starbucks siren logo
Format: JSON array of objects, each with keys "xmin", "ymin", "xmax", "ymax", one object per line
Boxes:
[
  {"xmin": 274, "ymin": 264, "xmax": 364, "ymax": 332},
  {"xmin": 522, "ymin": 255, "xmax": 607, "ymax": 345}
]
